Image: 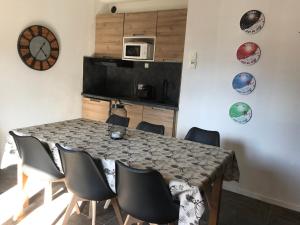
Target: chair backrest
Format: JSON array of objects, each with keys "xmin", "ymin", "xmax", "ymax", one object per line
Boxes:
[
  {"xmin": 136, "ymin": 121, "xmax": 165, "ymax": 135},
  {"xmin": 56, "ymin": 144, "xmax": 115, "ymax": 201},
  {"xmin": 184, "ymin": 127, "xmax": 220, "ymax": 147},
  {"xmin": 116, "ymin": 161, "xmax": 178, "ymax": 224},
  {"xmin": 106, "ymin": 114, "xmax": 130, "ymax": 127},
  {"xmin": 9, "ymin": 131, "xmax": 63, "ymax": 180}
]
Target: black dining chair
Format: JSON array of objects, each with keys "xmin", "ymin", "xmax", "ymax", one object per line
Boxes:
[
  {"xmin": 106, "ymin": 114, "xmax": 130, "ymax": 127},
  {"xmin": 56, "ymin": 144, "xmax": 123, "ymax": 225},
  {"xmin": 9, "ymin": 131, "xmax": 64, "ymax": 206},
  {"xmin": 184, "ymin": 127, "xmax": 220, "ymax": 147},
  {"xmin": 136, "ymin": 121, "xmax": 165, "ymax": 135},
  {"xmin": 116, "ymin": 161, "xmax": 179, "ymax": 225}
]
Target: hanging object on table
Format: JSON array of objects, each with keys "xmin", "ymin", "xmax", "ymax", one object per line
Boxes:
[
  {"xmin": 229, "ymin": 102, "xmax": 252, "ymax": 124},
  {"xmin": 240, "ymin": 10, "xmax": 265, "ymax": 34},
  {"xmin": 232, "ymin": 72, "xmax": 256, "ymax": 95},
  {"xmin": 17, "ymin": 25, "xmax": 59, "ymax": 71},
  {"xmin": 237, "ymin": 42, "xmax": 261, "ymax": 65}
]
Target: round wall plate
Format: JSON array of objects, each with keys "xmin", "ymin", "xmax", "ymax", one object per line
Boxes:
[
  {"xmin": 232, "ymin": 72, "xmax": 256, "ymax": 95},
  {"xmin": 229, "ymin": 102, "xmax": 252, "ymax": 124},
  {"xmin": 237, "ymin": 42, "xmax": 261, "ymax": 65},
  {"xmin": 240, "ymin": 10, "xmax": 265, "ymax": 34}
]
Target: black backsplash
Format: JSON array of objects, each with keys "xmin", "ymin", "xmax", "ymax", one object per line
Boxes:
[{"xmin": 83, "ymin": 57, "xmax": 182, "ymax": 107}]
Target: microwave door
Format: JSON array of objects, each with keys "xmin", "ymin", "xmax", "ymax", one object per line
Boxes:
[{"xmin": 126, "ymin": 45, "xmax": 141, "ymax": 58}]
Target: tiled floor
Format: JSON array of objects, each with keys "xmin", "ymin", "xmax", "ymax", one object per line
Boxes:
[{"xmin": 1, "ymin": 165, "xmax": 300, "ymax": 225}]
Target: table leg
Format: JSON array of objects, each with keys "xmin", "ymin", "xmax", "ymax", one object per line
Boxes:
[{"xmin": 206, "ymin": 175, "xmax": 223, "ymax": 225}]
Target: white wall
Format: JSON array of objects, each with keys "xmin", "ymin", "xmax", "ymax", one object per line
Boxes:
[
  {"xmin": 0, "ymin": 0, "xmax": 96, "ymax": 162},
  {"xmin": 178, "ymin": 0, "xmax": 300, "ymax": 211},
  {"xmin": 96, "ymin": 0, "xmax": 187, "ymax": 14}
]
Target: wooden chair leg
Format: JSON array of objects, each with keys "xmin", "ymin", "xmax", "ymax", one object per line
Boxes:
[
  {"xmin": 13, "ymin": 164, "xmax": 29, "ymax": 221},
  {"xmin": 124, "ymin": 215, "xmax": 132, "ymax": 225},
  {"xmin": 104, "ymin": 199, "xmax": 111, "ymax": 209},
  {"xmin": 75, "ymin": 202, "xmax": 81, "ymax": 215},
  {"xmin": 111, "ymin": 198, "xmax": 123, "ymax": 225},
  {"xmin": 44, "ymin": 181, "xmax": 52, "ymax": 204},
  {"xmin": 89, "ymin": 201, "xmax": 93, "ymax": 219},
  {"xmin": 124, "ymin": 215, "xmax": 143, "ymax": 225},
  {"xmin": 92, "ymin": 201, "xmax": 97, "ymax": 225},
  {"xmin": 62, "ymin": 194, "xmax": 78, "ymax": 225}
]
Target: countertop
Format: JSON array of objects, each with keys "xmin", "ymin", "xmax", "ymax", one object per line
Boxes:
[{"xmin": 82, "ymin": 93, "xmax": 179, "ymax": 111}]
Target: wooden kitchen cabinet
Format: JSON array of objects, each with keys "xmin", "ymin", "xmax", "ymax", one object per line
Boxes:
[
  {"xmin": 142, "ymin": 106, "xmax": 175, "ymax": 137},
  {"xmin": 124, "ymin": 11, "xmax": 157, "ymax": 36},
  {"xmin": 155, "ymin": 9, "xmax": 187, "ymax": 62},
  {"xmin": 124, "ymin": 104, "xmax": 144, "ymax": 129},
  {"xmin": 82, "ymin": 98, "xmax": 176, "ymax": 136},
  {"xmin": 95, "ymin": 13, "xmax": 124, "ymax": 58},
  {"xmin": 82, "ymin": 97, "xmax": 110, "ymax": 122}
]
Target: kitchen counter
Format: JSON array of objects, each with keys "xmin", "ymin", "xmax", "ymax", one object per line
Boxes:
[{"xmin": 82, "ymin": 93, "xmax": 179, "ymax": 111}]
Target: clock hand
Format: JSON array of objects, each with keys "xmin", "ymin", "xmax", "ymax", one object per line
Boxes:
[
  {"xmin": 40, "ymin": 48, "xmax": 48, "ymax": 58},
  {"xmin": 34, "ymin": 42, "xmax": 46, "ymax": 58}
]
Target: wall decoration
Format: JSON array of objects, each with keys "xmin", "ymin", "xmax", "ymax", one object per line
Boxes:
[
  {"xmin": 237, "ymin": 42, "xmax": 261, "ymax": 65},
  {"xmin": 17, "ymin": 25, "xmax": 59, "ymax": 71},
  {"xmin": 229, "ymin": 102, "xmax": 252, "ymax": 124},
  {"xmin": 240, "ymin": 10, "xmax": 265, "ymax": 34},
  {"xmin": 232, "ymin": 72, "xmax": 256, "ymax": 95}
]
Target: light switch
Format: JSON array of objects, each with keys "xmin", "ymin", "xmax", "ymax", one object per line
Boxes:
[{"xmin": 188, "ymin": 51, "xmax": 198, "ymax": 69}]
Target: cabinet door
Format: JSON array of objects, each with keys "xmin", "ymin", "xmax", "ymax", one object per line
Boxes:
[
  {"xmin": 142, "ymin": 106, "xmax": 175, "ymax": 136},
  {"xmin": 124, "ymin": 11, "xmax": 157, "ymax": 36},
  {"xmin": 155, "ymin": 9, "xmax": 187, "ymax": 62},
  {"xmin": 95, "ymin": 13, "xmax": 124, "ymax": 58},
  {"xmin": 124, "ymin": 104, "xmax": 144, "ymax": 129},
  {"xmin": 82, "ymin": 97, "xmax": 110, "ymax": 122}
]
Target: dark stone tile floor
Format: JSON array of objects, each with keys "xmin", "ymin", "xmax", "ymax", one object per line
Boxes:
[{"xmin": 1, "ymin": 165, "xmax": 300, "ymax": 225}]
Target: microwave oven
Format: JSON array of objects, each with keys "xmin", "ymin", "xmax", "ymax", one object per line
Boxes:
[{"xmin": 123, "ymin": 42, "xmax": 153, "ymax": 60}]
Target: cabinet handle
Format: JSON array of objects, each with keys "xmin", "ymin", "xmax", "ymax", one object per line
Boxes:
[{"xmin": 151, "ymin": 107, "xmax": 167, "ymax": 111}]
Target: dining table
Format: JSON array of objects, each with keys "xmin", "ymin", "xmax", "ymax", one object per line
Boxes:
[{"xmin": 2, "ymin": 118, "xmax": 240, "ymax": 225}]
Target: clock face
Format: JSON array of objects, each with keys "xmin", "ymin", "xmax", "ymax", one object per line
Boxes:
[{"xmin": 17, "ymin": 25, "xmax": 59, "ymax": 71}]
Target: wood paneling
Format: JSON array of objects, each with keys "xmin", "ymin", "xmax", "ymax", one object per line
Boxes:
[
  {"xmin": 142, "ymin": 106, "xmax": 175, "ymax": 136},
  {"xmin": 124, "ymin": 12, "xmax": 157, "ymax": 36},
  {"xmin": 95, "ymin": 13, "xmax": 124, "ymax": 58},
  {"xmin": 155, "ymin": 9, "xmax": 187, "ymax": 62},
  {"xmin": 82, "ymin": 97, "xmax": 110, "ymax": 122},
  {"xmin": 124, "ymin": 104, "xmax": 144, "ymax": 129}
]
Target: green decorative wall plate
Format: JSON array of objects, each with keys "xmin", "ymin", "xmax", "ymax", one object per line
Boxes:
[{"xmin": 229, "ymin": 102, "xmax": 252, "ymax": 124}]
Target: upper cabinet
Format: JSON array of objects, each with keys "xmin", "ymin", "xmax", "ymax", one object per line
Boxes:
[
  {"xmin": 124, "ymin": 12, "xmax": 157, "ymax": 36},
  {"xmin": 95, "ymin": 13, "xmax": 124, "ymax": 58},
  {"xmin": 95, "ymin": 9, "xmax": 187, "ymax": 62},
  {"xmin": 155, "ymin": 9, "xmax": 187, "ymax": 62}
]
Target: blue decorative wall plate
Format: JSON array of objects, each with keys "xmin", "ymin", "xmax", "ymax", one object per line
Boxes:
[{"xmin": 232, "ymin": 72, "xmax": 256, "ymax": 95}]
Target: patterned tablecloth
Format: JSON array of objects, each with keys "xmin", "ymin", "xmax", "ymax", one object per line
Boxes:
[
  {"xmin": 3, "ymin": 118, "xmax": 239, "ymax": 187},
  {"xmin": 2, "ymin": 118, "xmax": 240, "ymax": 224}
]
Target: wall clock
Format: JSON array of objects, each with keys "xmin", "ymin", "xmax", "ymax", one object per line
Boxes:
[{"xmin": 17, "ymin": 25, "xmax": 59, "ymax": 71}]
